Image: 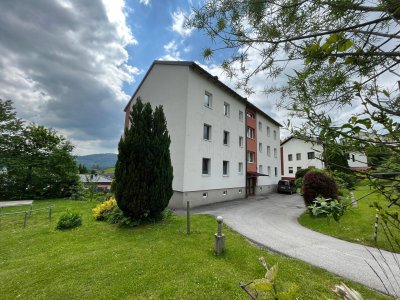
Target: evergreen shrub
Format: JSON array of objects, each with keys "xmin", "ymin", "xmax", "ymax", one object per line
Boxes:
[
  {"xmin": 56, "ymin": 211, "xmax": 82, "ymax": 230},
  {"xmin": 302, "ymin": 170, "xmax": 338, "ymax": 206}
]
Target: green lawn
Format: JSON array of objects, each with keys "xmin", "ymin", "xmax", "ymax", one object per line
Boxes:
[
  {"xmin": 298, "ymin": 185, "xmax": 400, "ymax": 253},
  {"xmin": 0, "ymin": 199, "xmax": 390, "ymax": 299},
  {"xmin": 103, "ymin": 167, "xmax": 115, "ymax": 174}
]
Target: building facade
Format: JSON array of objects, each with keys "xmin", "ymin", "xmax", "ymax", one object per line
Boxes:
[
  {"xmin": 280, "ymin": 137, "xmax": 369, "ymax": 179},
  {"xmin": 124, "ymin": 61, "xmax": 281, "ymax": 208},
  {"xmin": 280, "ymin": 137, "xmax": 324, "ymax": 179}
]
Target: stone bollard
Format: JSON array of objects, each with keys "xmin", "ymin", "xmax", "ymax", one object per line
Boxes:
[{"xmin": 214, "ymin": 216, "xmax": 225, "ymax": 255}]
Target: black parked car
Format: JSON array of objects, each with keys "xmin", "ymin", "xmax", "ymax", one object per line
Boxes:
[{"xmin": 277, "ymin": 180, "xmax": 296, "ymax": 194}]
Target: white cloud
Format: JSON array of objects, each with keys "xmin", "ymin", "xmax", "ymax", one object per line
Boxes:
[
  {"xmin": 171, "ymin": 9, "xmax": 193, "ymax": 37},
  {"xmin": 138, "ymin": 0, "xmax": 150, "ymax": 5},
  {"xmin": 159, "ymin": 40, "xmax": 182, "ymax": 61},
  {"xmin": 0, "ymin": 0, "xmax": 139, "ymax": 154}
]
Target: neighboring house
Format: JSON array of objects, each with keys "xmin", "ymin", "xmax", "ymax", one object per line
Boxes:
[
  {"xmin": 124, "ymin": 60, "xmax": 281, "ymax": 208},
  {"xmin": 347, "ymin": 152, "xmax": 370, "ymax": 171},
  {"xmin": 79, "ymin": 174, "xmax": 112, "ymax": 191},
  {"xmin": 280, "ymin": 136, "xmax": 370, "ymax": 179},
  {"xmin": 280, "ymin": 137, "xmax": 324, "ymax": 179}
]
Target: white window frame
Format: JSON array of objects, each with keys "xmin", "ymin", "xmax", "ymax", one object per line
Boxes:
[
  {"xmin": 238, "ymin": 162, "xmax": 243, "ymax": 174},
  {"xmin": 203, "ymin": 124, "xmax": 212, "ymax": 141},
  {"xmin": 202, "ymin": 158, "xmax": 211, "ymax": 175},
  {"xmin": 288, "ymin": 167, "xmax": 293, "ymax": 174},
  {"xmin": 274, "ymin": 148, "xmax": 277, "ymax": 158},
  {"xmin": 296, "ymin": 153, "xmax": 301, "ymax": 160},
  {"xmin": 267, "ymin": 146, "xmax": 271, "ymax": 157},
  {"xmin": 247, "ymin": 127, "xmax": 255, "ymax": 139},
  {"xmin": 223, "ymin": 160, "xmax": 229, "ymax": 176},
  {"xmin": 223, "ymin": 130, "xmax": 230, "ymax": 146},
  {"xmin": 259, "ymin": 165, "xmax": 263, "ymax": 173},
  {"xmin": 259, "ymin": 142, "xmax": 262, "ymax": 152},
  {"xmin": 267, "ymin": 126, "xmax": 270, "ymax": 137},
  {"xmin": 239, "ymin": 110, "xmax": 244, "ymax": 122},
  {"xmin": 247, "ymin": 151, "xmax": 255, "ymax": 163},
  {"xmin": 224, "ymin": 102, "xmax": 230, "ymax": 117},
  {"xmin": 204, "ymin": 92, "xmax": 212, "ymax": 108},
  {"xmin": 239, "ymin": 136, "xmax": 244, "ymax": 148}
]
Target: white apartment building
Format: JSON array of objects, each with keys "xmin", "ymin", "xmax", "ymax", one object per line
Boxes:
[
  {"xmin": 280, "ymin": 137, "xmax": 324, "ymax": 178},
  {"xmin": 280, "ymin": 136, "xmax": 369, "ymax": 178},
  {"xmin": 124, "ymin": 61, "xmax": 281, "ymax": 208}
]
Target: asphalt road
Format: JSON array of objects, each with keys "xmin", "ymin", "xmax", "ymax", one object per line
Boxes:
[{"xmin": 191, "ymin": 193, "xmax": 400, "ymax": 296}]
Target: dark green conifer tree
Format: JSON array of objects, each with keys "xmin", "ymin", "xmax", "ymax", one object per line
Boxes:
[{"xmin": 114, "ymin": 98, "xmax": 173, "ymax": 220}]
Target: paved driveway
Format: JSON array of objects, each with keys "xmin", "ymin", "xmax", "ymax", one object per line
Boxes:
[{"xmin": 192, "ymin": 193, "xmax": 400, "ymax": 296}]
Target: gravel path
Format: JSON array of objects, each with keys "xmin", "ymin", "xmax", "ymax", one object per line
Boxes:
[{"xmin": 190, "ymin": 193, "xmax": 400, "ymax": 296}]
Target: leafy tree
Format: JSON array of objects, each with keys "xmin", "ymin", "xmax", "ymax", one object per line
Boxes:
[
  {"xmin": 0, "ymin": 99, "xmax": 79, "ymax": 200},
  {"xmin": 189, "ymin": 0, "xmax": 399, "ymax": 202},
  {"xmin": 114, "ymin": 98, "xmax": 173, "ymax": 220}
]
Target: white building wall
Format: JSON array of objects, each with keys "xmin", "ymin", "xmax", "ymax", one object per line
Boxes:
[
  {"xmin": 281, "ymin": 138, "xmax": 324, "ymax": 178},
  {"xmin": 183, "ymin": 69, "xmax": 246, "ymax": 192},
  {"xmin": 348, "ymin": 152, "xmax": 369, "ymax": 168},
  {"xmin": 126, "ymin": 64, "xmax": 189, "ymax": 192},
  {"xmin": 256, "ymin": 114, "xmax": 281, "ymax": 186}
]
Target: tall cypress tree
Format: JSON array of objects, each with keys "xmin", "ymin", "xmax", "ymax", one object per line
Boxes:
[{"xmin": 114, "ymin": 97, "xmax": 173, "ymax": 220}]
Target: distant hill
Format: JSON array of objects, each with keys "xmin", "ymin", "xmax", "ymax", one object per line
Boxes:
[{"xmin": 76, "ymin": 153, "xmax": 117, "ymax": 170}]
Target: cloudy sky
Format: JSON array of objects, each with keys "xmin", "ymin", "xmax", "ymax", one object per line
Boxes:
[{"xmin": 0, "ymin": 0, "xmax": 290, "ymax": 155}]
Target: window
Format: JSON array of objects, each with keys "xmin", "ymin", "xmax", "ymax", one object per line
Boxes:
[
  {"xmin": 259, "ymin": 165, "xmax": 263, "ymax": 173},
  {"xmin": 247, "ymin": 151, "xmax": 255, "ymax": 163},
  {"xmin": 246, "ymin": 111, "xmax": 255, "ymax": 119},
  {"xmin": 223, "ymin": 130, "xmax": 230, "ymax": 145},
  {"xmin": 238, "ymin": 162, "xmax": 243, "ymax": 174},
  {"xmin": 202, "ymin": 158, "xmax": 210, "ymax": 175},
  {"xmin": 258, "ymin": 121, "xmax": 262, "ymax": 131},
  {"xmin": 239, "ymin": 136, "xmax": 244, "ymax": 147},
  {"xmin": 267, "ymin": 126, "xmax": 270, "ymax": 136},
  {"xmin": 297, "ymin": 167, "xmax": 302, "ymax": 171},
  {"xmin": 259, "ymin": 142, "xmax": 262, "ymax": 152},
  {"xmin": 267, "ymin": 146, "xmax": 271, "ymax": 157},
  {"xmin": 307, "ymin": 152, "xmax": 315, "ymax": 159},
  {"xmin": 223, "ymin": 190, "xmax": 227, "ymax": 196},
  {"xmin": 296, "ymin": 153, "xmax": 301, "ymax": 160},
  {"xmin": 268, "ymin": 166, "xmax": 271, "ymax": 176},
  {"xmin": 247, "ymin": 127, "xmax": 255, "ymax": 139},
  {"xmin": 239, "ymin": 110, "xmax": 244, "ymax": 122},
  {"xmin": 203, "ymin": 124, "xmax": 211, "ymax": 140},
  {"xmin": 223, "ymin": 161, "xmax": 229, "ymax": 176},
  {"xmin": 288, "ymin": 154, "xmax": 293, "ymax": 161},
  {"xmin": 224, "ymin": 102, "xmax": 230, "ymax": 117},
  {"xmin": 274, "ymin": 167, "xmax": 278, "ymax": 177},
  {"xmin": 202, "ymin": 192, "xmax": 208, "ymax": 198},
  {"xmin": 273, "ymin": 130, "xmax": 277, "ymax": 140},
  {"xmin": 274, "ymin": 148, "xmax": 277, "ymax": 158},
  {"xmin": 289, "ymin": 167, "xmax": 293, "ymax": 174},
  {"xmin": 204, "ymin": 92, "xmax": 212, "ymax": 108}
]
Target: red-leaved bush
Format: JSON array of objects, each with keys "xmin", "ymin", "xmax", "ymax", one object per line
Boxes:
[{"xmin": 302, "ymin": 170, "xmax": 338, "ymax": 206}]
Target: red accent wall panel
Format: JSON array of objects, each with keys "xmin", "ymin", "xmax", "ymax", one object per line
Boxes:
[{"xmin": 246, "ymin": 107, "xmax": 257, "ymax": 173}]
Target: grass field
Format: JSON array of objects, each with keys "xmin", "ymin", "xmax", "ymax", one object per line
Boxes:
[
  {"xmin": 102, "ymin": 167, "xmax": 115, "ymax": 174},
  {"xmin": 298, "ymin": 184, "xmax": 400, "ymax": 253},
  {"xmin": 0, "ymin": 199, "xmax": 390, "ymax": 299}
]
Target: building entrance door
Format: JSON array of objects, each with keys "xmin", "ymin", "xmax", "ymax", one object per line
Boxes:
[{"xmin": 246, "ymin": 177, "xmax": 256, "ymax": 197}]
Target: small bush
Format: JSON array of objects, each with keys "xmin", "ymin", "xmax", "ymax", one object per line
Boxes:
[
  {"xmin": 92, "ymin": 198, "xmax": 117, "ymax": 220},
  {"xmin": 302, "ymin": 170, "xmax": 338, "ymax": 206},
  {"xmin": 307, "ymin": 197, "xmax": 346, "ymax": 223},
  {"xmin": 56, "ymin": 211, "xmax": 82, "ymax": 230},
  {"xmin": 106, "ymin": 206, "xmax": 141, "ymax": 227}
]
